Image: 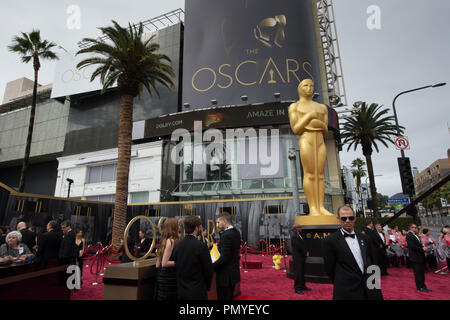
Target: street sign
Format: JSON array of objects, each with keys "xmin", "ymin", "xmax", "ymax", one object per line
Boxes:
[
  {"xmin": 441, "ymin": 198, "xmax": 448, "ymax": 207},
  {"xmin": 395, "ymin": 136, "xmax": 410, "ymax": 150},
  {"xmin": 387, "ymin": 198, "xmax": 410, "ymax": 205}
]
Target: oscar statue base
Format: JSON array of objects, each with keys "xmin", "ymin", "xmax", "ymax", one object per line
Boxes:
[{"xmin": 287, "ymin": 216, "xmax": 340, "ymax": 284}]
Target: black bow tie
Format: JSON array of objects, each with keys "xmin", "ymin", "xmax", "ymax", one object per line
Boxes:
[{"xmin": 344, "ymin": 233, "xmax": 356, "ymax": 238}]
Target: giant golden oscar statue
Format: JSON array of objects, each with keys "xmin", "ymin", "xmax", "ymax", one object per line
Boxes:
[{"xmin": 289, "ymin": 79, "xmax": 337, "ymax": 225}]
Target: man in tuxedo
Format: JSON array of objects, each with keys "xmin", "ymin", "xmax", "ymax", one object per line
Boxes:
[
  {"xmin": 375, "ymin": 224, "xmax": 390, "ymax": 275},
  {"xmin": 406, "ymin": 224, "xmax": 431, "ymax": 293},
  {"xmin": 37, "ymin": 220, "xmax": 62, "ymax": 263},
  {"xmin": 173, "ymin": 216, "xmax": 213, "ymax": 300},
  {"xmin": 323, "ymin": 205, "xmax": 383, "ymax": 300},
  {"xmin": 17, "ymin": 222, "xmax": 36, "ymax": 253},
  {"xmin": 362, "ymin": 220, "xmax": 374, "ymax": 236},
  {"xmin": 59, "ymin": 220, "xmax": 76, "ymax": 260},
  {"xmin": 213, "ymin": 211, "xmax": 241, "ymax": 300},
  {"xmin": 290, "ymin": 224, "xmax": 310, "ymax": 295},
  {"xmin": 363, "ymin": 221, "xmax": 388, "ymax": 276}
]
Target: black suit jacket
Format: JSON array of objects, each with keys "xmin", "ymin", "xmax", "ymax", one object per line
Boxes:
[
  {"xmin": 363, "ymin": 227, "xmax": 383, "ymax": 249},
  {"xmin": 173, "ymin": 235, "xmax": 213, "ymax": 300},
  {"xmin": 290, "ymin": 231, "xmax": 307, "ymax": 259},
  {"xmin": 59, "ymin": 229, "xmax": 76, "ymax": 259},
  {"xmin": 323, "ymin": 229, "xmax": 383, "ymax": 300},
  {"xmin": 406, "ymin": 232, "xmax": 425, "ymax": 263},
  {"xmin": 137, "ymin": 237, "xmax": 151, "ymax": 257},
  {"xmin": 213, "ymin": 227, "xmax": 241, "ymax": 287},
  {"xmin": 20, "ymin": 229, "xmax": 36, "ymax": 252},
  {"xmin": 37, "ymin": 229, "xmax": 62, "ymax": 262}
]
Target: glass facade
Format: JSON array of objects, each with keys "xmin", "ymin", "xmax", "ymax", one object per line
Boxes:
[
  {"xmin": 130, "ymin": 191, "xmax": 150, "ymax": 204},
  {"xmin": 173, "ymin": 125, "xmax": 331, "ymax": 201},
  {"xmin": 85, "ymin": 194, "xmax": 115, "ymax": 202}
]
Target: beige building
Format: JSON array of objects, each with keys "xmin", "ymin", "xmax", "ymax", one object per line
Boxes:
[
  {"xmin": 2, "ymin": 77, "xmax": 53, "ymax": 105},
  {"xmin": 414, "ymin": 158, "xmax": 450, "ymax": 194}
]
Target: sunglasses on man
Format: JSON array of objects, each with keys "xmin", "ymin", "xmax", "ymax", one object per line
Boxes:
[{"xmin": 340, "ymin": 216, "xmax": 355, "ymax": 222}]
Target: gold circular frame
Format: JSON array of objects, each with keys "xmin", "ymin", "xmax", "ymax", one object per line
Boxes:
[
  {"xmin": 123, "ymin": 215, "xmax": 156, "ymax": 261},
  {"xmin": 207, "ymin": 219, "xmax": 216, "ymax": 244},
  {"xmin": 157, "ymin": 216, "xmax": 166, "ymax": 235}
]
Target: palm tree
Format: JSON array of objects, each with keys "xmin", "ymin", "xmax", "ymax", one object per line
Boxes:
[
  {"xmin": 184, "ymin": 161, "xmax": 194, "ymax": 181},
  {"xmin": 351, "ymin": 157, "xmax": 366, "ymax": 213},
  {"xmin": 341, "ymin": 102, "xmax": 404, "ymax": 217},
  {"xmin": 8, "ymin": 30, "xmax": 58, "ymax": 192},
  {"xmin": 76, "ymin": 21, "xmax": 174, "ymax": 249}
]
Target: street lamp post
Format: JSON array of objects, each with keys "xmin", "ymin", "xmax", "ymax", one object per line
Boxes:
[
  {"xmin": 392, "ymin": 82, "xmax": 446, "ymax": 158},
  {"xmin": 66, "ymin": 178, "xmax": 74, "ymax": 198},
  {"xmin": 392, "ymin": 82, "xmax": 446, "ymax": 222}
]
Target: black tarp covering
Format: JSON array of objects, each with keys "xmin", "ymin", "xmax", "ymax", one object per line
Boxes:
[{"xmin": 1, "ymin": 183, "xmax": 305, "ymax": 245}]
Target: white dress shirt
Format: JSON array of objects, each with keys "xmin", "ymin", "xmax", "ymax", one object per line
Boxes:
[{"xmin": 341, "ymin": 229, "xmax": 364, "ymax": 273}]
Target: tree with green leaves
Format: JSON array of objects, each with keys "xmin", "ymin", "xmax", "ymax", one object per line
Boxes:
[
  {"xmin": 375, "ymin": 193, "xmax": 388, "ymax": 211},
  {"xmin": 341, "ymin": 102, "xmax": 404, "ymax": 217},
  {"xmin": 419, "ymin": 183, "xmax": 450, "ymax": 215},
  {"xmin": 76, "ymin": 21, "xmax": 174, "ymax": 249},
  {"xmin": 8, "ymin": 30, "xmax": 58, "ymax": 192}
]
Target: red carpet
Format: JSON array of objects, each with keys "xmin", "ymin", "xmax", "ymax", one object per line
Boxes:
[
  {"xmin": 236, "ymin": 255, "xmax": 450, "ymax": 300},
  {"xmin": 71, "ymin": 255, "xmax": 450, "ymax": 300}
]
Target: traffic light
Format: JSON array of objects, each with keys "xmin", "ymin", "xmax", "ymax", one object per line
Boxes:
[{"xmin": 398, "ymin": 157, "xmax": 415, "ymax": 196}]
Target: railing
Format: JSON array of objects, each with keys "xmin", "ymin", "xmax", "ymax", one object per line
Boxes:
[
  {"xmin": 174, "ymin": 177, "xmax": 302, "ymax": 194},
  {"xmin": 173, "ymin": 176, "xmax": 341, "ymax": 198}
]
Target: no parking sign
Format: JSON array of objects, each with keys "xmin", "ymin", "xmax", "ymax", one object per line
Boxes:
[{"xmin": 395, "ymin": 136, "xmax": 410, "ymax": 150}]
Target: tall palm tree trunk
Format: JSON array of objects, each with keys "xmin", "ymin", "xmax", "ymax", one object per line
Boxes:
[
  {"xmin": 364, "ymin": 153, "xmax": 379, "ymax": 217},
  {"xmin": 18, "ymin": 57, "xmax": 40, "ymax": 192},
  {"xmin": 111, "ymin": 94, "xmax": 134, "ymax": 250}
]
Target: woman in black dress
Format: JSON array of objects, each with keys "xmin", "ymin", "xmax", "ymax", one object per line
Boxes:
[
  {"xmin": 155, "ymin": 218, "xmax": 180, "ymax": 300},
  {"xmin": 74, "ymin": 227, "xmax": 86, "ymax": 287}
]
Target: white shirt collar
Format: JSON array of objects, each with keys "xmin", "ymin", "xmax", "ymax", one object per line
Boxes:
[{"xmin": 341, "ymin": 228, "xmax": 356, "ymax": 236}]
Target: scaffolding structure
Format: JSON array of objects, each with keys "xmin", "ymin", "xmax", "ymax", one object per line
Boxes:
[
  {"xmin": 316, "ymin": 0, "xmax": 347, "ymax": 108},
  {"xmin": 77, "ymin": 8, "xmax": 185, "ymax": 49}
]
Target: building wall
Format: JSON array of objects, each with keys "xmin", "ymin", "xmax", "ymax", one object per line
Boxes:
[
  {"xmin": 0, "ymin": 160, "xmax": 58, "ymax": 195},
  {"xmin": 414, "ymin": 158, "xmax": 450, "ymax": 194},
  {"xmin": 2, "ymin": 78, "xmax": 34, "ymax": 104},
  {"xmin": 342, "ymin": 165, "xmax": 358, "ymax": 210},
  {"xmin": 55, "ymin": 141, "xmax": 163, "ymax": 203},
  {"xmin": 0, "ymin": 99, "xmax": 68, "ymax": 164},
  {"xmin": 63, "ymin": 24, "xmax": 182, "ymax": 157},
  {"xmin": 325, "ymin": 133, "xmax": 344, "ymax": 213}
]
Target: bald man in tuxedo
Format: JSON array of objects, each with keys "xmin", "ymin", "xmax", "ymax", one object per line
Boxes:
[{"xmin": 323, "ymin": 205, "xmax": 383, "ymax": 300}]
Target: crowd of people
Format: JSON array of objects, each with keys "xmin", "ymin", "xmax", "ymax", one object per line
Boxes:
[
  {"xmin": 290, "ymin": 208, "xmax": 450, "ymax": 300},
  {"xmin": 1, "ymin": 210, "xmax": 448, "ymax": 301},
  {"xmin": 361, "ymin": 221, "xmax": 450, "ymax": 276},
  {"xmin": 146, "ymin": 211, "xmax": 241, "ymax": 300},
  {"xmin": 0, "ymin": 220, "xmax": 86, "ymax": 282}
]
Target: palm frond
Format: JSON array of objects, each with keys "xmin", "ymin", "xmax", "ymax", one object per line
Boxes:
[
  {"xmin": 76, "ymin": 19, "xmax": 174, "ymax": 97},
  {"xmin": 8, "ymin": 29, "xmax": 58, "ymax": 64}
]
